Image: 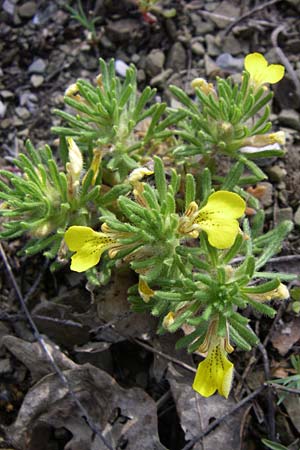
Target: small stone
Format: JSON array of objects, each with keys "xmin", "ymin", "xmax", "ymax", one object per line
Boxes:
[
  {"xmin": 191, "ymin": 41, "xmax": 205, "ymax": 56},
  {"xmin": 131, "ymin": 54, "xmax": 140, "ymax": 64},
  {"xmin": 78, "ymin": 53, "xmax": 98, "ymax": 70},
  {"xmin": 30, "ymin": 74, "xmax": 44, "ymax": 87},
  {"xmin": 18, "ymin": 1, "xmax": 37, "ymax": 18},
  {"xmin": 204, "ymin": 54, "xmax": 219, "ymax": 76},
  {"xmin": 150, "ymin": 69, "xmax": 172, "ymax": 87},
  {"xmin": 137, "ymin": 69, "xmax": 146, "ymax": 83},
  {"xmin": 190, "ymin": 13, "xmax": 215, "ymax": 34},
  {"xmin": 15, "ymin": 106, "xmax": 30, "ymax": 120},
  {"xmin": 0, "ymin": 358, "xmax": 12, "ymax": 375},
  {"xmin": 145, "ymin": 49, "xmax": 165, "ymax": 77},
  {"xmin": 209, "ymin": 0, "xmax": 240, "ymax": 28},
  {"xmin": 294, "ymin": 206, "xmax": 300, "ymax": 226},
  {"xmin": 3, "ymin": 0, "xmax": 15, "ymax": 15},
  {"xmin": 28, "ymin": 58, "xmax": 46, "ymax": 74},
  {"xmin": 115, "ymin": 60, "xmax": 130, "ymax": 77},
  {"xmin": 222, "ymin": 35, "xmax": 242, "ymax": 55},
  {"xmin": 0, "ymin": 101, "xmax": 7, "ymax": 119},
  {"xmin": 258, "ymin": 182, "xmax": 273, "ymax": 208},
  {"xmin": 99, "ymin": 35, "xmax": 114, "ymax": 50},
  {"xmin": 107, "ymin": 18, "xmax": 141, "ymax": 43},
  {"xmin": 285, "ymin": 0, "xmax": 300, "ymax": 11},
  {"xmin": 275, "ymin": 207, "xmax": 293, "ymax": 224},
  {"xmin": 1, "ymin": 118, "xmax": 11, "ymax": 129},
  {"xmin": 216, "ymin": 53, "xmax": 244, "ymax": 72},
  {"xmin": 266, "ymin": 165, "xmax": 287, "ymax": 182},
  {"xmin": 278, "ymin": 109, "xmax": 300, "ymax": 131},
  {"xmin": 205, "ymin": 34, "xmax": 220, "ymax": 56},
  {"xmin": 0, "ymin": 90, "xmax": 14, "ymax": 99},
  {"xmin": 166, "ymin": 42, "xmax": 186, "ymax": 72}
]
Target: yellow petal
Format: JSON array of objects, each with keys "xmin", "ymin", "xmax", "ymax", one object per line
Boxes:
[
  {"xmin": 138, "ymin": 278, "xmax": 155, "ymax": 303},
  {"xmin": 262, "ymin": 64, "xmax": 285, "ymax": 84},
  {"xmin": 193, "ymin": 345, "xmax": 234, "ymax": 398},
  {"xmin": 65, "ymin": 226, "xmax": 102, "ymax": 251},
  {"xmin": 64, "ymin": 226, "xmax": 115, "ymax": 272},
  {"xmin": 70, "ymin": 247, "xmax": 103, "ymax": 272},
  {"xmin": 199, "ymin": 217, "xmax": 240, "ymax": 249},
  {"xmin": 244, "ymin": 52, "xmax": 284, "ymax": 86},
  {"xmin": 244, "ymin": 53, "xmax": 268, "ymax": 77},
  {"xmin": 200, "ymin": 191, "xmax": 246, "ymax": 220}
]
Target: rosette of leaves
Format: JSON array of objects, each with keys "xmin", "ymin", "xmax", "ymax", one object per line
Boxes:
[
  {"xmin": 100, "ymin": 156, "xmax": 185, "ymax": 283},
  {"xmin": 52, "ymin": 58, "xmax": 178, "ymax": 181},
  {"xmin": 0, "ymin": 140, "xmax": 129, "ymax": 260},
  {"xmin": 128, "ymin": 215, "xmax": 294, "ymax": 353},
  {"xmin": 168, "ymin": 70, "xmax": 285, "ymax": 182}
]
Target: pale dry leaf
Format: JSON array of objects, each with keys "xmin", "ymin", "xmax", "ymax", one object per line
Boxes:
[
  {"xmin": 8, "ymin": 363, "xmax": 167, "ymax": 450},
  {"xmin": 2, "ymin": 334, "xmax": 77, "ymax": 382},
  {"xmin": 95, "ymin": 268, "xmax": 158, "ymax": 339},
  {"xmin": 167, "ymin": 363, "xmax": 247, "ymax": 450},
  {"xmin": 271, "ymin": 317, "xmax": 300, "ymax": 356}
]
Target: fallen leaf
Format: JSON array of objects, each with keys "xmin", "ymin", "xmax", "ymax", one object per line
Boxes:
[
  {"xmin": 95, "ymin": 268, "xmax": 158, "ymax": 339},
  {"xmin": 7, "ymin": 360, "xmax": 166, "ymax": 450},
  {"xmin": 167, "ymin": 363, "xmax": 247, "ymax": 450},
  {"xmin": 271, "ymin": 317, "xmax": 300, "ymax": 356},
  {"xmin": 2, "ymin": 335, "xmax": 77, "ymax": 382},
  {"xmin": 283, "ymin": 396, "xmax": 300, "ymax": 434}
]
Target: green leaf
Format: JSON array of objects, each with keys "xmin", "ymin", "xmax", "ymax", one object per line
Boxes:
[{"xmin": 261, "ymin": 439, "xmax": 289, "ymax": 450}]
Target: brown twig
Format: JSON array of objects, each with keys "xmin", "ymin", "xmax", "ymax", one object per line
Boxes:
[
  {"xmin": 132, "ymin": 338, "xmax": 196, "ymax": 373},
  {"xmin": 0, "ymin": 243, "xmax": 114, "ymax": 450},
  {"xmin": 267, "ymin": 383, "xmax": 300, "ymax": 395},
  {"xmin": 181, "ymin": 386, "xmax": 266, "ymax": 450},
  {"xmin": 232, "ymin": 254, "xmax": 300, "ymax": 264},
  {"xmin": 0, "ymin": 311, "xmax": 84, "ymax": 328},
  {"xmin": 224, "ymin": 0, "xmax": 281, "ymax": 36},
  {"xmin": 23, "ymin": 258, "xmax": 49, "ymax": 303},
  {"xmin": 271, "ymin": 25, "xmax": 300, "ymax": 98},
  {"xmin": 258, "ymin": 343, "xmax": 276, "ymax": 441}
]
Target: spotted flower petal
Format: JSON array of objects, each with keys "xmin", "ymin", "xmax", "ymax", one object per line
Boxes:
[
  {"xmin": 193, "ymin": 344, "xmax": 234, "ymax": 398},
  {"xmin": 64, "ymin": 226, "xmax": 116, "ymax": 272},
  {"xmin": 244, "ymin": 53, "xmax": 284, "ymax": 86}
]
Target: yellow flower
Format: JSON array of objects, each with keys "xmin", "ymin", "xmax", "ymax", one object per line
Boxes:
[
  {"xmin": 65, "ymin": 83, "xmax": 79, "ymax": 97},
  {"xmin": 193, "ymin": 340, "xmax": 234, "ymax": 398},
  {"xmin": 248, "ymin": 283, "xmax": 289, "ymax": 302},
  {"xmin": 244, "ymin": 52, "xmax": 284, "ymax": 87},
  {"xmin": 162, "ymin": 311, "xmax": 175, "ymax": 329},
  {"xmin": 138, "ymin": 277, "xmax": 155, "ymax": 303},
  {"xmin": 64, "ymin": 226, "xmax": 117, "ymax": 272},
  {"xmin": 180, "ymin": 191, "xmax": 246, "ymax": 249},
  {"xmin": 242, "ymin": 131, "xmax": 285, "ymax": 147},
  {"xmin": 66, "ymin": 138, "xmax": 83, "ymax": 179},
  {"xmin": 191, "ymin": 78, "xmax": 216, "ymax": 97}
]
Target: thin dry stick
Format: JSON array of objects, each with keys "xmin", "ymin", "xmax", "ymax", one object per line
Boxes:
[
  {"xmin": 258, "ymin": 343, "xmax": 276, "ymax": 441},
  {"xmin": 0, "ymin": 243, "xmax": 114, "ymax": 450},
  {"xmin": 232, "ymin": 254, "xmax": 300, "ymax": 264},
  {"xmin": 224, "ymin": 0, "xmax": 281, "ymax": 36},
  {"xmin": 23, "ymin": 258, "xmax": 49, "ymax": 303},
  {"xmin": 181, "ymin": 386, "xmax": 266, "ymax": 450},
  {"xmin": 267, "ymin": 383, "xmax": 300, "ymax": 395},
  {"xmin": 0, "ymin": 311, "xmax": 84, "ymax": 328},
  {"xmin": 271, "ymin": 25, "xmax": 300, "ymax": 98},
  {"xmin": 132, "ymin": 337, "xmax": 196, "ymax": 373}
]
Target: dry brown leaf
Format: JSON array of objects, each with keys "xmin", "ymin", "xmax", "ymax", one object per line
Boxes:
[
  {"xmin": 167, "ymin": 364, "xmax": 247, "ymax": 450},
  {"xmin": 2, "ymin": 335, "xmax": 77, "ymax": 382},
  {"xmin": 271, "ymin": 317, "xmax": 300, "ymax": 356},
  {"xmin": 95, "ymin": 268, "xmax": 158, "ymax": 339},
  {"xmin": 5, "ymin": 336, "xmax": 166, "ymax": 450}
]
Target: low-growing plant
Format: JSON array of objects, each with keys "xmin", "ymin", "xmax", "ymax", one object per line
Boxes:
[{"xmin": 0, "ymin": 53, "xmax": 296, "ymax": 398}]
